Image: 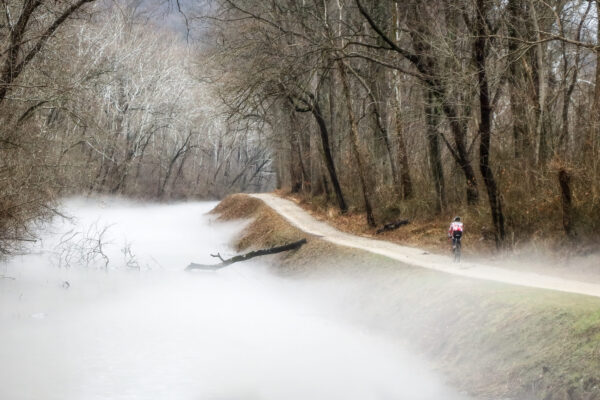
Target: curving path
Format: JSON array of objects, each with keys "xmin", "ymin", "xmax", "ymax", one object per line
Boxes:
[{"xmin": 252, "ymin": 193, "xmax": 600, "ymax": 298}]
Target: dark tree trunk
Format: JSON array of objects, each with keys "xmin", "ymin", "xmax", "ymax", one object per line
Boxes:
[
  {"xmin": 475, "ymin": 0, "xmax": 506, "ymax": 247},
  {"xmin": 409, "ymin": 26, "xmax": 479, "ymax": 204},
  {"xmin": 287, "ymin": 112, "xmax": 303, "ymax": 194},
  {"xmin": 395, "ymin": 92, "xmax": 413, "ymax": 199},
  {"xmin": 392, "ymin": 4, "xmax": 413, "ymax": 199},
  {"xmin": 367, "ymin": 66, "xmax": 398, "ymax": 190},
  {"xmin": 556, "ymin": 0, "xmax": 590, "ymax": 154},
  {"xmin": 338, "ymin": 61, "xmax": 376, "ymax": 227},
  {"xmin": 507, "ymin": 0, "xmax": 529, "ymax": 159},
  {"xmin": 290, "ymin": 112, "xmax": 310, "ymax": 193},
  {"xmin": 356, "ymin": 0, "xmax": 479, "ymax": 205},
  {"xmin": 558, "ymin": 168, "xmax": 575, "ymax": 237},
  {"xmin": 311, "ymin": 101, "xmax": 348, "ymax": 213},
  {"xmin": 289, "ymin": 86, "xmax": 345, "ymax": 210},
  {"xmin": 289, "ymin": 141, "xmax": 302, "ymax": 193},
  {"xmin": 526, "ymin": 0, "xmax": 549, "ymax": 167},
  {"xmin": 158, "ymin": 133, "xmax": 192, "ymax": 198},
  {"xmin": 587, "ymin": 0, "xmax": 600, "ymax": 158},
  {"xmin": 320, "ymin": 167, "xmax": 331, "ymax": 201},
  {"xmin": 436, "ymin": 96, "xmax": 479, "ymax": 205},
  {"xmin": 424, "ymin": 90, "xmax": 446, "ymax": 213}
]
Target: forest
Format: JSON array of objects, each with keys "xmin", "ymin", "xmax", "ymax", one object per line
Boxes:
[{"xmin": 1, "ymin": 0, "xmax": 599, "ymax": 254}]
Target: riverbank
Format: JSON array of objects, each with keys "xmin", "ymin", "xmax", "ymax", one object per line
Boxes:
[{"xmin": 213, "ymin": 194, "xmax": 600, "ymax": 400}]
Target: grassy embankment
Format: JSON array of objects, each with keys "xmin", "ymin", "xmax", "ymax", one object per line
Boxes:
[{"xmin": 213, "ymin": 194, "xmax": 600, "ymax": 400}]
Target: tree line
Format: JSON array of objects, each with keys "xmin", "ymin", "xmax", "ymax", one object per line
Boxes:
[
  {"xmin": 1, "ymin": 0, "xmax": 598, "ymax": 255},
  {"xmin": 198, "ymin": 0, "xmax": 600, "ymax": 247},
  {"xmin": 0, "ymin": 0, "xmax": 273, "ymax": 255}
]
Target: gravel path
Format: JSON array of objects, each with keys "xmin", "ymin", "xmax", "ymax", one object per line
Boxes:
[{"xmin": 252, "ymin": 193, "xmax": 600, "ymax": 298}]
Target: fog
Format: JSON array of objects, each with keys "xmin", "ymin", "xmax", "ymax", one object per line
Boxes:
[{"xmin": 0, "ymin": 198, "xmax": 470, "ymax": 400}]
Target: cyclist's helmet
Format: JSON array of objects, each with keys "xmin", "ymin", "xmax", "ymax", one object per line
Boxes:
[{"xmin": 454, "ymin": 216, "xmax": 461, "ymax": 222}]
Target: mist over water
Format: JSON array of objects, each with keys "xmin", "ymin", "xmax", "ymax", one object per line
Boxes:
[{"xmin": 0, "ymin": 198, "xmax": 470, "ymax": 400}]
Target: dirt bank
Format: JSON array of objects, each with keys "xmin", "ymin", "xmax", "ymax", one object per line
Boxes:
[{"xmin": 212, "ymin": 194, "xmax": 600, "ymax": 400}]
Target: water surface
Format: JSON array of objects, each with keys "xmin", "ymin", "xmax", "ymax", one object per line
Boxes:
[{"xmin": 0, "ymin": 198, "xmax": 470, "ymax": 400}]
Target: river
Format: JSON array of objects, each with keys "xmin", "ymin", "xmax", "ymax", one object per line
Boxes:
[{"xmin": 0, "ymin": 198, "xmax": 470, "ymax": 400}]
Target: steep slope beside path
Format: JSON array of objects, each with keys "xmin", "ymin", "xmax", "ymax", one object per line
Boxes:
[{"xmin": 251, "ymin": 193, "xmax": 600, "ymax": 298}]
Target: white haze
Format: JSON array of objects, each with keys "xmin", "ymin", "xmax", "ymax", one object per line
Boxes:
[{"xmin": 0, "ymin": 198, "xmax": 470, "ymax": 400}]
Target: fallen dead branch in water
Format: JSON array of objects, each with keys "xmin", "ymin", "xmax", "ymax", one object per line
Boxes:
[{"xmin": 185, "ymin": 239, "xmax": 308, "ymax": 271}]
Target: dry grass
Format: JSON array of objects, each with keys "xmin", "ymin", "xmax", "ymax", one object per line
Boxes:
[
  {"xmin": 284, "ymin": 191, "xmax": 497, "ymax": 257},
  {"xmin": 212, "ymin": 193, "xmax": 306, "ymax": 251},
  {"xmin": 210, "ymin": 193, "xmax": 263, "ymax": 220}
]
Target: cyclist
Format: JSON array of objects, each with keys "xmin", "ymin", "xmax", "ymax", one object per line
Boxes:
[{"xmin": 448, "ymin": 216, "xmax": 464, "ymax": 251}]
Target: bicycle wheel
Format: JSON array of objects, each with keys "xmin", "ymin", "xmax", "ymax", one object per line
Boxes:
[{"xmin": 454, "ymin": 239, "xmax": 461, "ymax": 262}]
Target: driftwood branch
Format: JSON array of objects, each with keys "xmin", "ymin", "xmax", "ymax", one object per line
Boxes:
[
  {"xmin": 376, "ymin": 220, "xmax": 409, "ymax": 234},
  {"xmin": 186, "ymin": 239, "xmax": 308, "ymax": 271},
  {"xmin": 210, "ymin": 253, "xmax": 225, "ymax": 262}
]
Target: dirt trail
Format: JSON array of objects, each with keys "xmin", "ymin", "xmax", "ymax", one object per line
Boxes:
[{"xmin": 252, "ymin": 193, "xmax": 600, "ymax": 298}]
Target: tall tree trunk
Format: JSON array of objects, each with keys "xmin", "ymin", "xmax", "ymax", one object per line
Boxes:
[
  {"xmin": 307, "ymin": 98, "xmax": 348, "ymax": 213},
  {"xmin": 392, "ymin": 3, "xmax": 413, "ymax": 199},
  {"xmin": 298, "ymin": 120, "xmax": 312, "ymax": 193},
  {"xmin": 320, "ymin": 167, "xmax": 331, "ymax": 201},
  {"xmin": 367, "ymin": 65, "xmax": 398, "ymax": 189},
  {"xmin": 295, "ymin": 134, "xmax": 309, "ymax": 193},
  {"xmin": 558, "ymin": 0, "xmax": 589, "ymax": 155},
  {"xmin": 288, "ymin": 109, "xmax": 305, "ymax": 193},
  {"xmin": 171, "ymin": 151, "xmax": 191, "ymax": 192},
  {"xmin": 587, "ymin": 1, "xmax": 600, "ymax": 162},
  {"xmin": 507, "ymin": 0, "xmax": 529, "ymax": 159},
  {"xmin": 436, "ymin": 96, "xmax": 480, "ymax": 205},
  {"xmin": 338, "ymin": 61, "xmax": 376, "ymax": 227},
  {"xmin": 289, "ymin": 141, "xmax": 302, "ymax": 193},
  {"xmin": 394, "ymin": 79, "xmax": 413, "ymax": 199},
  {"xmin": 528, "ymin": 0, "xmax": 548, "ymax": 166},
  {"xmin": 345, "ymin": 62, "xmax": 404, "ymax": 196},
  {"xmin": 424, "ymin": 90, "xmax": 446, "ymax": 214},
  {"xmin": 275, "ymin": 152, "xmax": 283, "ymax": 191},
  {"xmin": 558, "ymin": 168, "xmax": 575, "ymax": 237},
  {"xmin": 589, "ymin": 0, "xmax": 600, "ymax": 202},
  {"xmin": 159, "ymin": 152, "xmax": 181, "ymax": 198},
  {"xmin": 327, "ymin": 61, "xmax": 343, "ymax": 175},
  {"xmin": 356, "ymin": 0, "xmax": 479, "ymax": 204},
  {"xmin": 476, "ymin": 0, "xmax": 506, "ymax": 246}
]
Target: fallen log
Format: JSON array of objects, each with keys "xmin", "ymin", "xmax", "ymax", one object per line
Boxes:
[
  {"xmin": 186, "ymin": 239, "xmax": 307, "ymax": 271},
  {"xmin": 376, "ymin": 220, "xmax": 409, "ymax": 234}
]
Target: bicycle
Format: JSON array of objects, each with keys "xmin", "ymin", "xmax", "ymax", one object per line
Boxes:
[{"xmin": 450, "ymin": 233, "xmax": 462, "ymax": 263}]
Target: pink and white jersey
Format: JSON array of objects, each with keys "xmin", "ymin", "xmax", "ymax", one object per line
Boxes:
[{"xmin": 448, "ymin": 221, "xmax": 464, "ymax": 236}]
